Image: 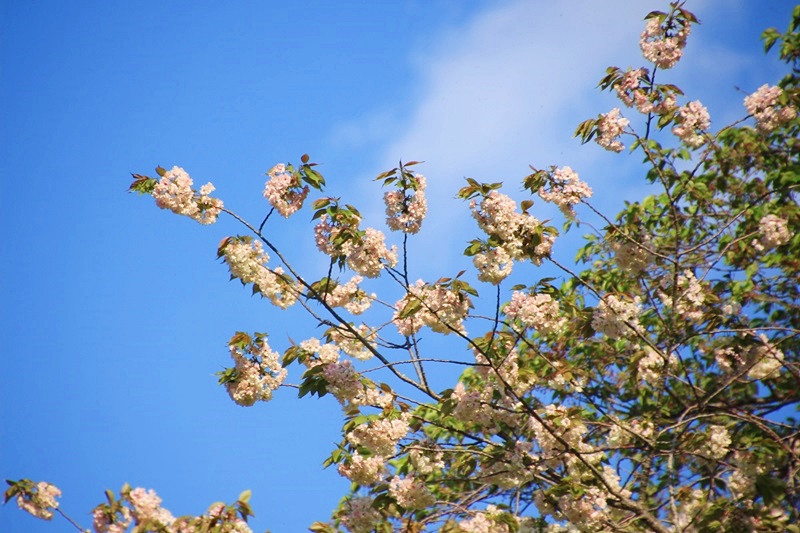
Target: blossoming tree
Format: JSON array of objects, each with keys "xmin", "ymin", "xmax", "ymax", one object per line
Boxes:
[{"xmin": 8, "ymin": 2, "xmax": 800, "ymax": 532}]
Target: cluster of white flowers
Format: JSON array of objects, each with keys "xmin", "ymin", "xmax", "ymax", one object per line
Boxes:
[
  {"xmin": 321, "ymin": 276, "xmax": 375, "ymax": 315},
  {"xmin": 615, "ymin": 68, "xmax": 677, "ymax": 114},
  {"xmin": 704, "ymin": 425, "xmax": 732, "ymax": 459},
  {"xmin": 184, "ymin": 503, "xmax": 252, "ymax": 533},
  {"xmin": 221, "ymin": 238, "xmax": 298, "ymax": 308},
  {"xmin": 529, "ymin": 405, "xmax": 591, "ymax": 463},
  {"xmin": 595, "ymin": 108, "xmax": 629, "ymax": 152},
  {"xmin": 297, "ymin": 338, "xmax": 340, "ymax": 372},
  {"xmin": 340, "ymin": 497, "xmax": 381, "ymax": 533},
  {"xmin": 640, "ymin": 16, "xmax": 691, "ymax": 69},
  {"xmin": 327, "ymin": 324, "xmax": 377, "ymax": 361},
  {"xmin": 470, "ymin": 191, "xmax": 554, "ymax": 266},
  {"xmin": 592, "ymin": 294, "xmax": 643, "ymax": 339},
  {"xmin": 384, "ymin": 173, "xmax": 428, "ymax": 234},
  {"xmin": 744, "ymin": 84, "xmax": 797, "ymax": 132},
  {"xmin": 451, "ymin": 382, "xmax": 493, "ymax": 428},
  {"xmin": 93, "ymin": 506, "xmax": 131, "ymax": 533},
  {"xmin": 225, "ymin": 339, "xmax": 286, "ymax": 406},
  {"xmin": 388, "ymin": 476, "xmax": 435, "ymax": 510},
  {"xmin": 263, "ymin": 163, "xmax": 309, "ymax": 217},
  {"xmin": 481, "ymin": 441, "xmax": 537, "ymax": 489},
  {"xmin": 672, "ymin": 100, "xmax": 710, "ymax": 147},
  {"xmin": 607, "ymin": 418, "xmax": 655, "ymax": 447},
  {"xmin": 337, "ymin": 452, "xmax": 386, "ymax": 486},
  {"xmin": 153, "ymin": 166, "xmax": 223, "ymax": 224},
  {"xmin": 408, "ymin": 447, "xmax": 445, "ymax": 474},
  {"xmin": 658, "ymin": 269, "xmax": 705, "ymax": 322},
  {"xmin": 16, "ymin": 481, "xmax": 61, "ymax": 521},
  {"xmin": 315, "ymin": 215, "xmax": 398, "ymax": 278},
  {"xmin": 611, "ymin": 237, "xmax": 653, "ymax": 274},
  {"xmin": 638, "ymin": 347, "xmax": 678, "ymax": 385},
  {"xmin": 537, "ymin": 166, "xmax": 593, "ymax": 217},
  {"xmin": 756, "ymin": 214, "xmax": 791, "ymax": 250},
  {"xmin": 346, "ymin": 414, "xmax": 410, "ymax": 456},
  {"xmin": 127, "ymin": 487, "xmax": 176, "ymax": 528},
  {"xmin": 393, "ymin": 280, "xmax": 472, "ymax": 336},
  {"xmin": 472, "ymin": 247, "xmax": 514, "ymax": 284},
  {"xmin": 504, "ymin": 291, "xmax": 566, "ymax": 335},
  {"xmin": 322, "ymin": 360, "xmax": 362, "ymax": 404},
  {"xmin": 747, "ymin": 336, "xmax": 784, "ymax": 380},
  {"xmin": 346, "ymin": 228, "xmax": 399, "ymax": 278},
  {"xmin": 458, "ymin": 507, "xmax": 510, "ymax": 533}
]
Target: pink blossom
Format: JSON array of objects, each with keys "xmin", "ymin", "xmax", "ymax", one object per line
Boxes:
[
  {"xmin": 153, "ymin": 166, "xmax": 223, "ymax": 224},
  {"xmin": 393, "ymin": 280, "xmax": 472, "ymax": 336},
  {"xmin": 505, "ymin": 291, "xmax": 565, "ymax": 335},
  {"xmin": 389, "ymin": 476, "xmax": 435, "ymax": 510},
  {"xmin": 595, "ymin": 108, "xmax": 629, "ymax": 152},
  {"xmin": 263, "ymin": 163, "xmax": 309, "ymax": 217},
  {"xmin": 16, "ymin": 481, "xmax": 61, "ymax": 521},
  {"xmin": 537, "ymin": 166, "xmax": 592, "ymax": 217},
  {"xmin": 672, "ymin": 100, "xmax": 710, "ymax": 147},
  {"xmin": 340, "ymin": 497, "xmax": 381, "ymax": 533},
  {"xmin": 337, "ymin": 452, "xmax": 386, "ymax": 486},
  {"xmin": 744, "ymin": 84, "xmax": 797, "ymax": 132},
  {"xmin": 640, "ymin": 17, "xmax": 691, "ymax": 69},
  {"xmin": 384, "ymin": 173, "xmax": 428, "ymax": 234}
]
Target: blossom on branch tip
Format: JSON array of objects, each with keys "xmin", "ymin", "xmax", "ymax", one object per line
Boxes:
[
  {"xmin": 263, "ymin": 163, "xmax": 309, "ymax": 217},
  {"xmin": 537, "ymin": 166, "xmax": 592, "ymax": 217},
  {"xmin": 744, "ymin": 84, "xmax": 797, "ymax": 132},
  {"xmin": 384, "ymin": 173, "xmax": 428, "ymax": 234},
  {"xmin": 672, "ymin": 100, "xmax": 710, "ymax": 147},
  {"xmin": 153, "ymin": 166, "xmax": 223, "ymax": 224},
  {"xmin": 640, "ymin": 16, "xmax": 691, "ymax": 69},
  {"xmin": 223, "ymin": 336, "xmax": 286, "ymax": 406},
  {"xmin": 595, "ymin": 108, "xmax": 629, "ymax": 152},
  {"xmin": 15, "ymin": 482, "xmax": 61, "ymax": 521}
]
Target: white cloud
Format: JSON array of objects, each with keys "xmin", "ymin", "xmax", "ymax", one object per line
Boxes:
[{"xmin": 327, "ymin": 0, "xmax": 781, "ymax": 277}]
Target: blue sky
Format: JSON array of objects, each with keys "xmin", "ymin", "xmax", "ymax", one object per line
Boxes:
[{"xmin": 1, "ymin": 1, "xmax": 795, "ymax": 531}]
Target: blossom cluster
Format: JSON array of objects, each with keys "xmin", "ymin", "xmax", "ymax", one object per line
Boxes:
[
  {"xmin": 470, "ymin": 191, "xmax": 555, "ymax": 267},
  {"xmin": 337, "ymin": 452, "xmax": 387, "ymax": 486},
  {"xmin": 639, "ymin": 16, "xmax": 691, "ymax": 69},
  {"xmin": 321, "ymin": 276, "xmax": 375, "ymax": 315},
  {"xmin": 451, "ymin": 382, "xmax": 493, "ymax": 427},
  {"xmin": 15, "ymin": 481, "xmax": 61, "ymax": 521},
  {"xmin": 615, "ymin": 68, "xmax": 677, "ymax": 114},
  {"xmin": 327, "ymin": 324, "xmax": 378, "ymax": 361},
  {"xmin": 592, "ymin": 294, "xmax": 643, "ymax": 339},
  {"xmin": 472, "ymin": 247, "xmax": 513, "ymax": 284},
  {"xmin": 127, "ymin": 487, "xmax": 176, "ymax": 528},
  {"xmin": 346, "ymin": 414, "xmax": 411, "ymax": 456},
  {"xmin": 744, "ymin": 84, "xmax": 797, "ymax": 132},
  {"xmin": 637, "ymin": 347, "xmax": 678, "ymax": 385},
  {"xmin": 756, "ymin": 213, "xmax": 791, "ymax": 250},
  {"xmin": 153, "ymin": 166, "xmax": 224, "ymax": 224},
  {"xmin": 595, "ymin": 108, "xmax": 629, "ymax": 152},
  {"xmin": 611, "ymin": 237, "xmax": 653, "ymax": 274},
  {"xmin": 388, "ymin": 476, "xmax": 435, "ymax": 510},
  {"xmin": 315, "ymin": 215, "xmax": 398, "ymax": 278},
  {"xmin": 339, "ymin": 497, "xmax": 381, "ymax": 533},
  {"xmin": 504, "ymin": 291, "xmax": 566, "ymax": 335},
  {"xmin": 537, "ymin": 166, "xmax": 593, "ymax": 217},
  {"xmin": 224, "ymin": 337, "xmax": 286, "ymax": 406},
  {"xmin": 220, "ymin": 237, "xmax": 298, "ymax": 308},
  {"xmin": 384, "ymin": 173, "xmax": 428, "ymax": 234},
  {"xmin": 393, "ymin": 280, "xmax": 473, "ymax": 336},
  {"xmin": 658, "ymin": 269, "xmax": 705, "ymax": 322},
  {"xmin": 672, "ymin": 100, "xmax": 710, "ymax": 147},
  {"xmin": 263, "ymin": 163, "xmax": 309, "ymax": 217}
]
